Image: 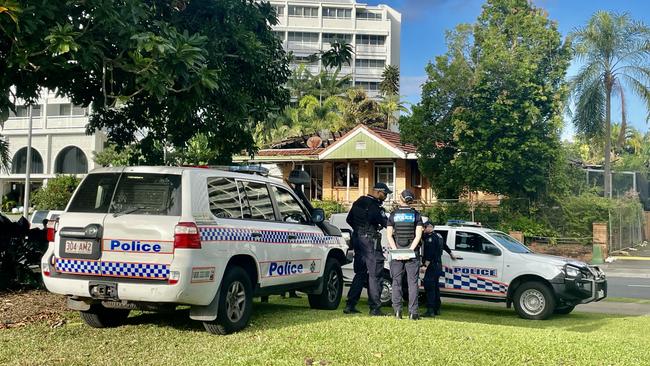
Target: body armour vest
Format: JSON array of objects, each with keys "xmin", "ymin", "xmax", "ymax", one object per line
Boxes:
[
  {"xmin": 349, "ymin": 196, "xmax": 375, "ymax": 234},
  {"xmin": 392, "ymin": 207, "xmax": 417, "ymax": 248}
]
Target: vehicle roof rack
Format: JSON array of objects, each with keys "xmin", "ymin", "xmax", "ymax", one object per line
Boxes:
[
  {"xmin": 188, "ymin": 165, "xmax": 269, "ymax": 177},
  {"xmin": 447, "ymin": 219, "xmax": 482, "ymax": 227}
]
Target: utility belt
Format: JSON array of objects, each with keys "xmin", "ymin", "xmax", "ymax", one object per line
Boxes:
[{"xmin": 355, "ymin": 230, "xmax": 382, "ymax": 251}]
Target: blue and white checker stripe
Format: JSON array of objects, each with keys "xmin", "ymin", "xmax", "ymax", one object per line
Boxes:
[
  {"xmin": 199, "ymin": 226, "xmax": 339, "ymax": 245},
  {"xmin": 439, "ymin": 266, "xmax": 508, "ymax": 294},
  {"xmin": 55, "ymin": 258, "xmax": 170, "ymax": 280}
]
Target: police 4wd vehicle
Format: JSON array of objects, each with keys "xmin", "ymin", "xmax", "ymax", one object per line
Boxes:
[
  {"xmin": 41, "ymin": 166, "xmax": 348, "ymax": 334},
  {"xmin": 333, "ymin": 216, "xmax": 607, "ymax": 320}
]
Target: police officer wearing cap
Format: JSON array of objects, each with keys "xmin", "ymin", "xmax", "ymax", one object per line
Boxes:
[
  {"xmin": 421, "ymin": 222, "xmax": 459, "ymax": 317},
  {"xmin": 343, "ymin": 182, "xmax": 391, "ymax": 316},
  {"xmin": 386, "ymin": 189, "xmax": 423, "ymax": 320}
]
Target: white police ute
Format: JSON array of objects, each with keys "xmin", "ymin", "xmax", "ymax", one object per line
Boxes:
[
  {"xmin": 332, "ymin": 215, "xmax": 607, "ymax": 320},
  {"xmin": 41, "ymin": 166, "xmax": 348, "ymax": 334}
]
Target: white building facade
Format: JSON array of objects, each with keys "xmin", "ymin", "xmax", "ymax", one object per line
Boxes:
[
  {"xmin": 0, "ymin": 90, "xmax": 105, "ymax": 209},
  {"xmin": 270, "ymin": 0, "xmax": 401, "ymax": 98}
]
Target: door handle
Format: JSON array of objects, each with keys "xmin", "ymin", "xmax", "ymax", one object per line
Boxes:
[
  {"xmin": 287, "ymin": 234, "xmax": 297, "ymax": 240},
  {"xmin": 251, "ymin": 232, "xmax": 263, "ymax": 239}
]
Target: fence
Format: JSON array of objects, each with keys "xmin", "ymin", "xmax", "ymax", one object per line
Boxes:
[{"xmin": 608, "ymin": 202, "xmax": 645, "ymax": 254}]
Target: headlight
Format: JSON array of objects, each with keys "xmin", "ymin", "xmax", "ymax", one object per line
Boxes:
[{"xmin": 564, "ymin": 265, "xmax": 581, "ymax": 277}]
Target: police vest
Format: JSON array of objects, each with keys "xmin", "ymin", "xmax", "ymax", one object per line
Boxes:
[
  {"xmin": 392, "ymin": 207, "xmax": 417, "ymax": 248},
  {"xmin": 349, "ymin": 196, "xmax": 377, "ymax": 234}
]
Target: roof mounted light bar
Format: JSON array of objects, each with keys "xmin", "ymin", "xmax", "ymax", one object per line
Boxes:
[
  {"xmin": 447, "ymin": 220, "xmax": 482, "ymax": 227},
  {"xmin": 188, "ymin": 165, "xmax": 269, "ymax": 177}
]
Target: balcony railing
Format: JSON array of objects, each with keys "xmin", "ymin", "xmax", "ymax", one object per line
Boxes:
[{"xmin": 287, "ymin": 41, "xmax": 321, "ymax": 51}]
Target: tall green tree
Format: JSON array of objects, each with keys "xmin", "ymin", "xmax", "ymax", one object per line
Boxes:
[
  {"xmin": 568, "ymin": 11, "xmax": 650, "ymax": 197},
  {"xmin": 1, "ymin": 0, "xmax": 290, "ymax": 163},
  {"xmin": 401, "ymin": 0, "xmax": 571, "ymax": 199},
  {"xmin": 320, "ymin": 40, "xmax": 354, "ymax": 71},
  {"xmin": 379, "ymin": 64, "xmax": 400, "ymax": 96},
  {"xmin": 0, "ymin": 133, "xmax": 8, "ymax": 172},
  {"xmin": 343, "ymin": 88, "xmax": 384, "ymax": 128},
  {"xmin": 379, "ymin": 94, "xmax": 408, "ymax": 129}
]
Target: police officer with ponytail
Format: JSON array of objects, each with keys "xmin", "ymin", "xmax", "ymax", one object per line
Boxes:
[{"xmin": 386, "ymin": 190, "xmax": 423, "ymax": 320}]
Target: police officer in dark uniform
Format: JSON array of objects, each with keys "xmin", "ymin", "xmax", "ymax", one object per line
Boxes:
[
  {"xmin": 422, "ymin": 222, "xmax": 459, "ymax": 317},
  {"xmin": 343, "ymin": 183, "xmax": 391, "ymax": 316},
  {"xmin": 386, "ymin": 190, "xmax": 423, "ymax": 320}
]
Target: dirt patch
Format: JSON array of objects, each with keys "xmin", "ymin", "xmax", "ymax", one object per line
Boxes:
[
  {"xmin": 529, "ymin": 242, "xmax": 592, "ymax": 263},
  {"xmin": 0, "ymin": 290, "xmax": 68, "ymax": 329}
]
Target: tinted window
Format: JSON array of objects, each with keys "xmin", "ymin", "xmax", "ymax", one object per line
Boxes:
[
  {"xmin": 68, "ymin": 173, "xmax": 120, "ymax": 213},
  {"xmin": 67, "ymin": 173, "xmax": 181, "ymax": 216},
  {"xmin": 489, "ymin": 232, "xmax": 532, "ymax": 253},
  {"xmin": 207, "ymin": 177, "xmax": 243, "ymax": 219},
  {"xmin": 31, "ymin": 211, "xmax": 49, "ymax": 224},
  {"xmin": 240, "ymin": 181, "xmax": 275, "ymax": 220},
  {"xmin": 110, "ymin": 174, "xmax": 182, "ymax": 216},
  {"xmin": 455, "ymin": 231, "xmax": 498, "ymax": 254},
  {"xmin": 272, "ymin": 186, "xmax": 308, "ymax": 224}
]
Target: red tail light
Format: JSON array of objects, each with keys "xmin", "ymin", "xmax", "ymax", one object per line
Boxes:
[
  {"xmin": 46, "ymin": 219, "xmax": 59, "ymax": 242},
  {"xmin": 174, "ymin": 222, "xmax": 201, "ymax": 249}
]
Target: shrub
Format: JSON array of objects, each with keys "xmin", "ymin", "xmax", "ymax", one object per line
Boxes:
[
  {"xmin": 0, "ymin": 216, "xmax": 47, "ymax": 290},
  {"xmin": 311, "ymin": 200, "xmax": 345, "ymax": 219},
  {"xmin": 32, "ymin": 175, "xmax": 80, "ymax": 210}
]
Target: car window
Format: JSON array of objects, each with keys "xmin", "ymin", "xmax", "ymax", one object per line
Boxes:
[
  {"xmin": 272, "ymin": 186, "xmax": 308, "ymax": 224},
  {"xmin": 239, "ymin": 181, "xmax": 275, "ymax": 221},
  {"xmin": 489, "ymin": 232, "xmax": 532, "ymax": 253},
  {"xmin": 31, "ymin": 211, "xmax": 48, "ymax": 224},
  {"xmin": 110, "ymin": 174, "xmax": 182, "ymax": 216},
  {"xmin": 68, "ymin": 173, "xmax": 120, "ymax": 213},
  {"xmin": 455, "ymin": 231, "xmax": 498, "ymax": 254},
  {"xmin": 207, "ymin": 177, "xmax": 244, "ymax": 219}
]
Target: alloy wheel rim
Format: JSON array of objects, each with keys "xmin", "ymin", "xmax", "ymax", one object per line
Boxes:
[
  {"xmin": 327, "ymin": 271, "xmax": 340, "ymax": 303},
  {"xmin": 225, "ymin": 281, "xmax": 246, "ymax": 322}
]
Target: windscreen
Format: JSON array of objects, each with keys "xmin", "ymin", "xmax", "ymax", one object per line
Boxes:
[
  {"xmin": 489, "ymin": 232, "xmax": 532, "ymax": 253},
  {"xmin": 67, "ymin": 173, "xmax": 182, "ymax": 216}
]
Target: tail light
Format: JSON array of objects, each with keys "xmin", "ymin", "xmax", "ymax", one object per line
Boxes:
[
  {"xmin": 174, "ymin": 222, "xmax": 201, "ymax": 249},
  {"xmin": 46, "ymin": 218, "xmax": 59, "ymax": 242}
]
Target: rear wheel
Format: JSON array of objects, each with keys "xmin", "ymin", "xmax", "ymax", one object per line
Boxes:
[
  {"xmin": 203, "ymin": 266, "xmax": 253, "ymax": 335},
  {"xmin": 380, "ymin": 275, "xmax": 393, "ymax": 307},
  {"xmin": 80, "ymin": 305, "xmax": 130, "ymax": 328},
  {"xmin": 513, "ymin": 281, "xmax": 556, "ymax": 320},
  {"xmin": 308, "ymin": 259, "xmax": 343, "ymax": 310},
  {"xmin": 554, "ymin": 305, "xmax": 576, "ymax": 315}
]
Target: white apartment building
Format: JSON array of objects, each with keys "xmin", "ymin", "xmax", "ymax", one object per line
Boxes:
[
  {"xmin": 270, "ymin": 0, "xmax": 401, "ymax": 98},
  {"xmin": 0, "ymin": 90, "xmax": 105, "ymax": 209}
]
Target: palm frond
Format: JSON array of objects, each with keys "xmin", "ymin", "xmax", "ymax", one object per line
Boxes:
[
  {"xmin": 0, "ymin": 134, "xmax": 10, "ymax": 173},
  {"xmin": 572, "ymin": 78, "xmax": 605, "ymax": 137}
]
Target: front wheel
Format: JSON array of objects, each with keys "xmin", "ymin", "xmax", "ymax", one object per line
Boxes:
[
  {"xmin": 80, "ymin": 305, "xmax": 130, "ymax": 328},
  {"xmin": 513, "ymin": 281, "xmax": 556, "ymax": 320},
  {"xmin": 308, "ymin": 259, "xmax": 343, "ymax": 310},
  {"xmin": 380, "ymin": 276, "xmax": 393, "ymax": 307},
  {"xmin": 203, "ymin": 266, "xmax": 253, "ymax": 335}
]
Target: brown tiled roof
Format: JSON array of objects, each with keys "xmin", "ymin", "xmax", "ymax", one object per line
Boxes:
[
  {"xmin": 368, "ymin": 126, "xmax": 417, "ymax": 154},
  {"xmin": 257, "ymin": 148, "xmax": 324, "ymax": 156}
]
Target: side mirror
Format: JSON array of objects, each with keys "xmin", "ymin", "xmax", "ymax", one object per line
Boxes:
[
  {"xmin": 484, "ymin": 245, "xmax": 501, "ymax": 256},
  {"xmin": 311, "ymin": 208, "xmax": 325, "ymax": 224}
]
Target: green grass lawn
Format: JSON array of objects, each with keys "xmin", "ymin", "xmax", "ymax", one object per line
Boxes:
[{"xmin": 1, "ymin": 297, "xmax": 649, "ymax": 366}]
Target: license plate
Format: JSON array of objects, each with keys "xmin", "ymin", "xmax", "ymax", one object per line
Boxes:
[{"xmin": 64, "ymin": 240, "xmax": 94, "ymax": 255}]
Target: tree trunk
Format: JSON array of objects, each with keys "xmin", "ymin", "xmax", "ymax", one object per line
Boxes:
[{"xmin": 604, "ymin": 80, "xmax": 612, "ymax": 198}]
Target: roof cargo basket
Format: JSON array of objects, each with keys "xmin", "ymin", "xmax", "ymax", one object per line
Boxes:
[{"xmin": 188, "ymin": 165, "xmax": 269, "ymax": 176}]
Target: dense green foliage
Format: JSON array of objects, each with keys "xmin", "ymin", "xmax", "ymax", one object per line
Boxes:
[
  {"xmin": 32, "ymin": 175, "xmax": 80, "ymax": 210},
  {"xmin": 401, "ymin": 0, "xmax": 571, "ymax": 199},
  {"xmin": 310, "ymin": 200, "xmax": 345, "ymax": 219},
  {"xmin": 1, "ymin": 0, "xmax": 291, "ymax": 164},
  {"xmin": 379, "ymin": 64, "xmax": 399, "ymax": 96}
]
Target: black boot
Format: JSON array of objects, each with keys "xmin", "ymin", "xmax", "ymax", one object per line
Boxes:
[
  {"xmin": 423, "ymin": 308, "xmax": 436, "ymax": 318},
  {"xmin": 343, "ymin": 305, "xmax": 361, "ymax": 314},
  {"xmin": 409, "ymin": 313, "xmax": 420, "ymax": 321},
  {"xmin": 394, "ymin": 310, "xmax": 402, "ymax": 319},
  {"xmin": 369, "ymin": 309, "xmax": 388, "ymax": 317}
]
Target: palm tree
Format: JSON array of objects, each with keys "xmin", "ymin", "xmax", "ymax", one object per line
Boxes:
[
  {"xmin": 569, "ymin": 11, "xmax": 650, "ymax": 197},
  {"xmin": 379, "ymin": 94, "xmax": 409, "ymax": 129},
  {"xmin": 320, "ymin": 40, "xmax": 354, "ymax": 71},
  {"xmin": 379, "ymin": 65, "xmax": 400, "ymax": 96},
  {"xmin": 312, "ymin": 69, "xmax": 352, "ymax": 99},
  {"xmin": 286, "ymin": 65, "xmax": 317, "ymax": 100},
  {"xmin": 299, "ymin": 95, "xmax": 345, "ymax": 133},
  {"xmin": 0, "ymin": 134, "xmax": 9, "ymax": 172},
  {"xmin": 343, "ymin": 88, "xmax": 384, "ymax": 128}
]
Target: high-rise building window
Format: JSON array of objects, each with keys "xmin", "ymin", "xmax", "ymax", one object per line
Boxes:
[
  {"xmin": 288, "ymin": 32, "xmax": 319, "ymax": 44},
  {"xmin": 355, "ymin": 59, "xmax": 386, "ymax": 68},
  {"xmin": 355, "ymin": 81, "xmax": 380, "ymax": 91},
  {"xmin": 273, "ymin": 31, "xmax": 285, "ymax": 41},
  {"xmin": 9, "ymin": 105, "xmax": 41, "ymax": 118},
  {"xmin": 271, "ymin": 4, "xmax": 284, "ymax": 16},
  {"xmin": 288, "ymin": 5, "xmax": 318, "ymax": 18},
  {"xmin": 356, "ymin": 10, "xmax": 382, "ymax": 21},
  {"xmin": 323, "ymin": 7, "xmax": 352, "ymax": 19},
  {"xmin": 356, "ymin": 34, "xmax": 386, "ymax": 46},
  {"xmin": 47, "ymin": 103, "xmax": 87, "ymax": 117},
  {"xmin": 322, "ymin": 33, "xmax": 352, "ymax": 44}
]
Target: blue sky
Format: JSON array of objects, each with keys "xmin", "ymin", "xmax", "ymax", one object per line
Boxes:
[{"xmin": 367, "ymin": 0, "xmax": 650, "ymax": 136}]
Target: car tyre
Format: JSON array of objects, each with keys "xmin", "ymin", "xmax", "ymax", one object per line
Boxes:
[
  {"xmin": 380, "ymin": 275, "xmax": 393, "ymax": 307},
  {"xmin": 308, "ymin": 259, "xmax": 343, "ymax": 310},
  {"xmin": 513, "ymin": 281, "xmax": 556, "ymax": 320},
  {"xmin": 203, "ymin": 266, "xmax": 253, "ymax": 335},
  {"xmin": 554, "ymin": 305, "xmax": 576, "ymax": 315},
  {"xmin": 80, "ymin": 305, "xmax": 130, "ymax": 328}
]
